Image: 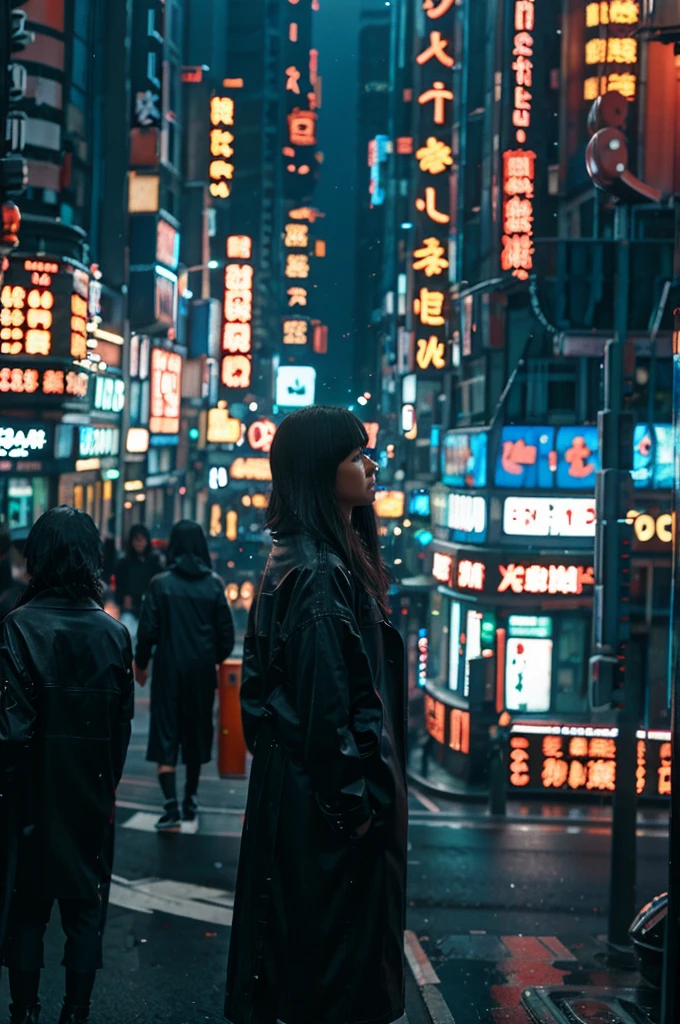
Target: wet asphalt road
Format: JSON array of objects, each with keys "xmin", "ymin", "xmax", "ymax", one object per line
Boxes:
[{"xmin": 0, "ymin": 689, "xmax": 667, "ymax": 1024}]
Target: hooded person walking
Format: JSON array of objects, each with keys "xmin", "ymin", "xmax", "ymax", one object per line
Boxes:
[
  {"xmin": 225, "ymin": 407, "xmax": 408, "ymax": 1024},
  {"xmin": 134, "ymin": 520, "xmax": 235, "ymax": 831}
]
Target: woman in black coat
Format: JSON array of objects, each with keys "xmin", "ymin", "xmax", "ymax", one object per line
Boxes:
[
  {"xmin": 134, "ymin": 520, "xmax": 235, "ymax": 831},
  {"xmin": 0, "ymin": 507, "xmax": 133, "ymax": 1024},
  {"xmin": 225, "ymin": 407, "xmax": 408, "ymax": 1024}
]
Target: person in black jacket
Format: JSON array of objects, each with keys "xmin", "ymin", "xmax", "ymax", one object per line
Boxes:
[
  {"xmin": 225, "ymin": 407, "xmax": 408, "ymax": 1024},
  {"xmin": 114, "ymin": 524, "xmax": 163, "ymax": 641},
  {"xmin": 0, "ymin": 506, "xmax": 133, "ymax": 1024},
  {"xmin": 134, "ymin": 520, "xmax": 235, "ymax": 831}
]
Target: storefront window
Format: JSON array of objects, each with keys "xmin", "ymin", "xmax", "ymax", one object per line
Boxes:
[
  {"xmin": 449, "ymin": 601, "xmax": 461, "ymax": 693},
  {"xmin": 7, "ymin": 477, "xmax": 49, "ymax": 533},
  {"xmin": 464, "ymin": 609, "xmax": 482, "ymax": 697},
  {"xmin": 428, "ymin": 590, "xmax": 450, "ymax": 689}
]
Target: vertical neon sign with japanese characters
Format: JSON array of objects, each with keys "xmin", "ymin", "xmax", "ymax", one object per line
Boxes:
[
  {"xmin": 209, "ymin": 95, "xmax": 235, "ymax": 200},
  {"xmin": 501, "ymin": 0, "xmax": 536, "ymax": 282},
  {"xmin": 412, "ymin": 0, "xmax": 455, "ymax": 374},
  {"xmin": 583, "ymin": 2, "xmax": 639, "ymax": 104},
  {"xmin": 221, "ymin": 235, "xmax": 254, "ymax": 390}
]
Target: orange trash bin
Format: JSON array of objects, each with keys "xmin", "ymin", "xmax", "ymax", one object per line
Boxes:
[{"xmin": 218, "ymin": 658, "xmax": 247, "ymax": 777}]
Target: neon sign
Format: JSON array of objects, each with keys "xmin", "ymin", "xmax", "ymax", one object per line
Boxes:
[
  {"xmin": 412, "ymin": 0, "xmax": 454, "ymax": 375},
  {"xmin": 432, "ymin": 549, "xmax": 596, "ymax": 598},
  {"xmin": 149, "ymin": 349, "xmax": 182, "ymax": 435},
  {"xmin": 583, "ymin": 2, "xmax": 639, "ymax": 102},
  {"xmin": 0, "ymin": 365, "xmax": 89, "ymax": 399},
  {"xmin": 503, "ymin": 497, "xmax": 597, "ymax": 537},
  {"xmin": 0, "ymin": 425, "xmax": 49, "ymax": 458},
  {"xmin": 498, "ymin": 562, "xmax": 594, "ymax": 596},
  {"xmin": 500, "ymin": 0, "xmax": 536, "ymax": 281},
  {"xmin": 222, "ymin": 235, "xmax": 253, "ymax": 390},
  {"xmin": 247, "ymin": 419, "xmax": 277, "ymax": 454},
  {"xmin": 0, "ymin": 259, "xmax": 90, "ymax": 359},
  {"xmin": 209, "ymin": 96, "xmax": 235, "ymax": 199},
  {"xmin": 229, "ymin": 457, "xmax": 272, "ymax": 482},
  {"xmin": 508, "ymin": 725, "xmax": 671, "ymax": 797}
]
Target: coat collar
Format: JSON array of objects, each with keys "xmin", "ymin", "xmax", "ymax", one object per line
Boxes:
[{"xmin": 19, "ymin": 588, "xmax": 102, "ymax": 611}]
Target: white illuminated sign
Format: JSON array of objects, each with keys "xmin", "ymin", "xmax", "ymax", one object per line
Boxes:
[
  {"xmin": 506, "ymin": 637, "xmax": 552, "ymax": 714},
  {"xmin": 503, "ymin": 497, "xmax": 596, "ymax": 538},
  {"xmin": 79, "ymin": 426, "xmax": 120, "ymax": 459},
  {"xmin": 275, "ymin": 366, "xmax": 316, "ymax": 408},
  {"xmin": 94, "ymin": 376, "xmax": 125, "ymax": 413},
  {"xmin": 209, "ymin": 467, "xmax": 229, "ymax": 490},
  {"xmin": 447, "ymin": 493, "xmax": 486, "ymax": 537},
  {"xmin": 0, "ymin": 425, "xmax": 48, "ymax": 458}
]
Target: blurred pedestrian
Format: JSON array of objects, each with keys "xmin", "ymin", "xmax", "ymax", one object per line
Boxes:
[
  {"xmin": 114, "ymin": 524, "xmax": 163, "ymax": 643},
  {"xmin": 225, "ymin": 407, "xmax": 408, "ymax": 1024},
  {"xmin": 0, "ymin": 506, "xmax": 133, "ymax": 1024},
  {"xmin": 0, "ymin": 532, "xmax": 28, "ymax": 624},
  {"xmin": 134, "ymin": 520, "xmax": 234, "ymax": 831}
]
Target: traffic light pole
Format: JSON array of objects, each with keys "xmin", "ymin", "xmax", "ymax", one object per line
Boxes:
[{"xmin": 592, "ymin": 204, "xmax": 638, "ymax": 948}]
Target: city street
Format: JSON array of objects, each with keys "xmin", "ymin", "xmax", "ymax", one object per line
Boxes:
[{"xmin": 0, "ymin": 689, "xmax": 666, "ymax": 1024}]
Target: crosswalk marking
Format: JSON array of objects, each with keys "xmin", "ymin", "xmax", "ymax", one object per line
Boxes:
[{"xmin": 109, "ymin": 875, "xmax": 234, "ymax": 926}]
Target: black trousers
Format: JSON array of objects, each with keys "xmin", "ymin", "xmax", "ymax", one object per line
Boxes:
[{"xmin": 4, "ymin": 891, "xmax": 103, "ymax": 972}]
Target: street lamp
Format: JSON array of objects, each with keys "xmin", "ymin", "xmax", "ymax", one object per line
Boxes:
[{"xmin": 184, "ymin": 259, "xmax": 221, "ymax": 272}]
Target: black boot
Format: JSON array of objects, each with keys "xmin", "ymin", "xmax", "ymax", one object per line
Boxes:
[
  {"xmin": 156, "ymin": 799, "xmax": 181, "ymax": 831},
  {"xmin": 9, "ymin": 969, "xmax": 41, "ymax": 1023},
  {"xmin": 58, "ymin": 970, "xmax": 95, "ymax": 1024}
]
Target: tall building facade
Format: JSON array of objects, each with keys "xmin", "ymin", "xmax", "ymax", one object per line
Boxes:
[
  {"xmin": 0, "ymin": 0, "xmax": 132, "ymax": 542},
  {"xmin": 372, "ymin": 0, "xmax": 676, "ymax": 798}
]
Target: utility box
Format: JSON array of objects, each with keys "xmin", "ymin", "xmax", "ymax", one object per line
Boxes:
[{"xmin": 218, "ymin": 658, "xmax": 247, "ymax": 777}]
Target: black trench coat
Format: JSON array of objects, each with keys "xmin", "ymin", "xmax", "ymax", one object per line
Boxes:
[
  {"xmin": 135, "ymin": 555, "xmax": 235, "ymax": 765},
  {"xmin": 225, "ymin": 532, "xmax": 408, "ymax": 1024},
  {"xmin": 0, "ymin": 591, "xmax": 133, "ymax": 904}
]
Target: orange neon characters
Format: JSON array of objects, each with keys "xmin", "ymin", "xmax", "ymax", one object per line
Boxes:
[
  {"xmin": 416, "ymin": 31, "xmax": 454, "ymax": 68},
  {"xmin": 422, "ymin": 0, "xmax": 456, "ymax": 18},
  {"xmin": 415, "ymin": 137, "xmax": 453, "ymax": 175},
  {"xmin": 287, "ymin": 108, "xmax": 317, "ymax": 146},
  {"xmin": 415, "ymin": 186, "xmax": 450, "ymax": 224},
  {"xmin": 412, "ymin": 237, "xmax": 449, "ymax": 278}
]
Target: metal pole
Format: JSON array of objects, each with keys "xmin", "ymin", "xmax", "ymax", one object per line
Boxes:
[
  {"xmin": 604, "ymin": 205, "xmax": 639, "ymax": 948},
  {"xmin": 660, "ymin": 200, "xmax": 680, "ymax": 1024}
]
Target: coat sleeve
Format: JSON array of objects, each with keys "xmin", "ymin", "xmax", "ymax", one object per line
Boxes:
[
  {"xmin": 214, "ymin": 584, "xmax": 235, "ymax": 665},
  {"xmin": 134, "ymin": 579, "xmax": 160, "ymax": 670},
  {"xmin": 286, "ymin": 613, "xmax": 373, "ymax": 836},
  {"xmin": 240, "ymin": 602, "xmax": 264, "ymax": 755},
  {"xmin": 114, "ymin": 628, "xmax": 134, "ymax": 786}
]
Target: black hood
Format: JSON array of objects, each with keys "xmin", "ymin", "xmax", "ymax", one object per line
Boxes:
[
  {"xmin": 170, "ymin": 553, "xmax": 213, "ymax": 579},
  {"xmin": 167, "ymin": 520, "xmax": 212, "ymax": 572}
]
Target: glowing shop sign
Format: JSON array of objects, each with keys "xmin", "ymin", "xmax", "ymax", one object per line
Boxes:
[
  {"xmin": 94, "ymin": 376, "xmax": 125, "ymax": 414},
  {"xmin": 447, "ymin": 493, "xmax": 487, "ymax": 540},
  {"xmin": 0, "ymin": 425, "xmax": 49, "ymax": 458},
  {"xmin": 412, "ymin": 1, "xmax": 453, "ymax": 375},
  {"xmin": 583, "ymin": 2, "xmax": 639, "ymax": 102},
  {"xmin": 222, "ymin": 236, "xmax": 254, "ymax": 390},
  {"xmin": 424, "ymin": 694, "xmax": 446, "ymax": 745},
  {"xmin": 247, "ymin": 419, "xmax": 277, "ymax": 454},
  {"xmin": 229, "ymin": 457, "xmax": 272, "ymax": 482},
  {"xmin": 207, "ymin": 408, "xmax": 242, "ymax": 444},
  {"xmin": 275, "ymin": 365, "xmax": 316, "ymax": 409},
  {"xmin": 495, "ymin": 426, "xmax": 600, "ymax": 491},
  {"xmin": 508, "ymin": 726, "xmax": 670, "ymax": 798},
  {"xmin": 79, "ymin": 426, "xmax": 120, "ymax": 459},
  {"xmin": 498, "ymin": 562, "xmax": 594, "ymax": 596},
  {"xmin": 626, "ymin": 509, "xmax": 673, "ymax": 545},
  {"xmin": 149, "ymin": 349, "xmax": 182, "ymax": 435},
  {"xmin": 209, "ymin": 95, "xmax": 235, "ymax": 199},
  {"xmin": 1, "ymin": 259, "xmax": 89, "ymax": 359},
  {"xmin": 374, "ymin": 490, "xmax": 406, "ymax": 519},
  {"xmin": 500, "ymin": 0, "xmax": 536, "ymax": 281},
  {"xmin": 0, "ymin": 365, "xmax": 89, "ymax": 399},
  {"xmin": 417, "ymin": 628, "xmax": 429, "ymax": 688},
  {"xmin": 503, "ymin": 496, "xmax": 597, "ymax": 538},
  {"xmin": 432, "ymin": 551, "xmax": 454, "ymax": 585}
]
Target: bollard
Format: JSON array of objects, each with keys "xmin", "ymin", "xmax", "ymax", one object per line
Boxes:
[{"xmin": 218, "ymin": 658, "xmax": 247, "ymax": 777}]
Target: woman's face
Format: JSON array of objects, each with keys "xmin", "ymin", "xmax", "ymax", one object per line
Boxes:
[{"xmin": 335, "ymin": 446, "xmax": 378, "ymax": 513}]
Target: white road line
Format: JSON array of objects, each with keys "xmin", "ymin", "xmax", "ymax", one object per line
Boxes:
[
  {"xmin": 404, "ymin": 930, "xmax": 441, "ymax": 987},
  {"xmin": 421, "ymin": 984, "xmax": 456, "ymax": 1024},
  {"xmin": 109, "ymin": 875, "xmax": 234, "ymax": 926},
  {"xmin": 409, "ymin": 787, "xmax": 442, "ymax": 814},
  {"xmin": 117, "ymin": 799, "xmax": 245, "ymax": 817}
]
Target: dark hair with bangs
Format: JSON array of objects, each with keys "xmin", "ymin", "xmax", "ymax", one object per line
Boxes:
[
  {"xmin": 266, "ymin": 406, "xmax": 389, "ymax": 610},
  {"xmin": 17, "ymin": 506, "xmax": 104, "ymax": 608}
]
